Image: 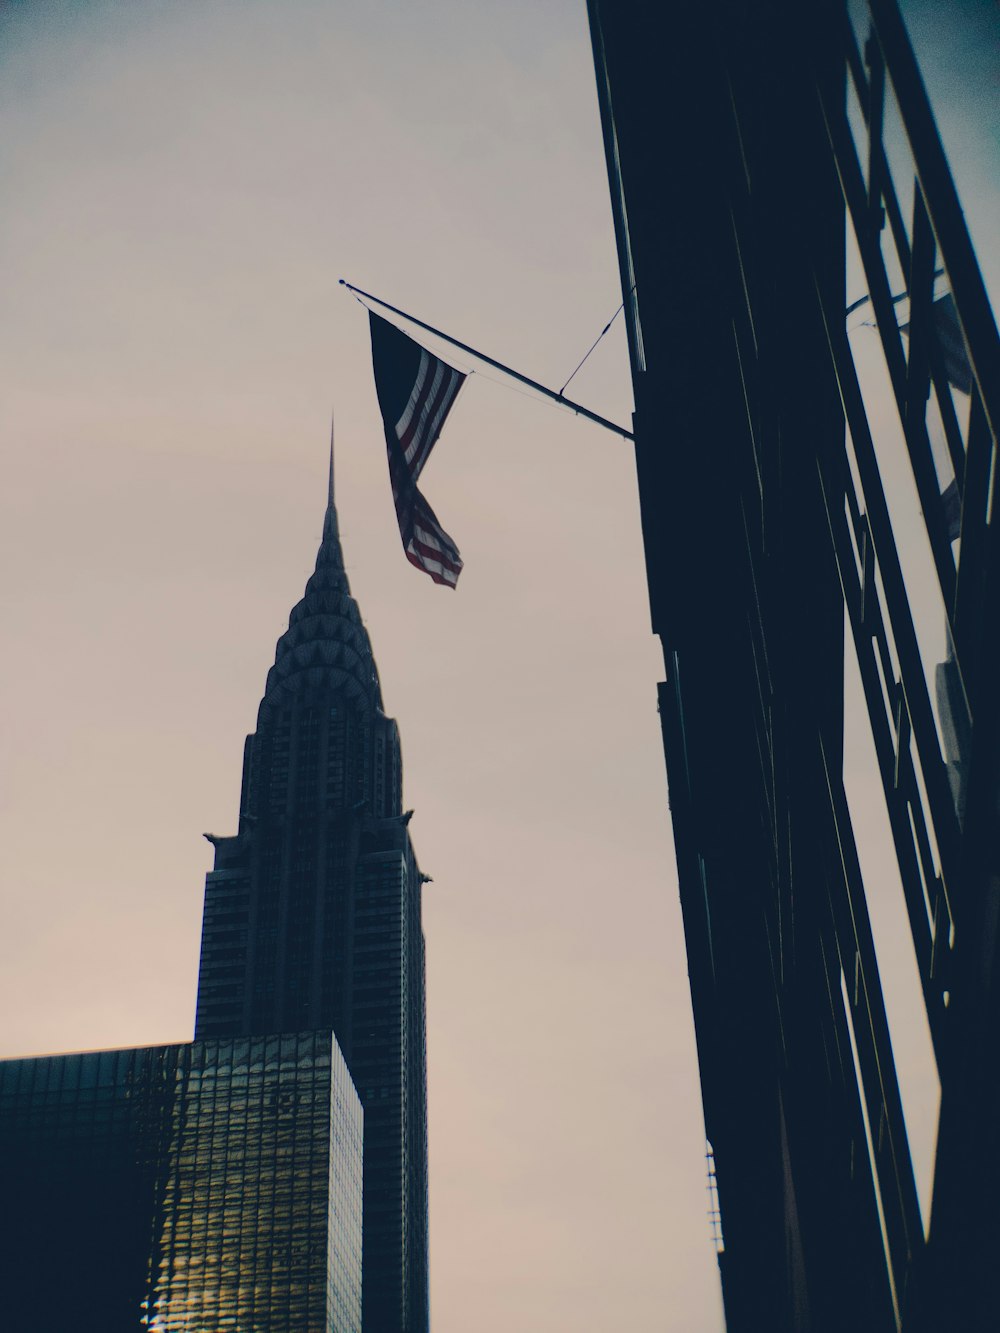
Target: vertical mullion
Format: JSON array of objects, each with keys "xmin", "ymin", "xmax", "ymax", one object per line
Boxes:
[
  {"xmin": 865, "ymin": 33, "xmax": 886, "ymax": 239},
  {"xmin": 821, "ymin": 93, "xmax": 958, "ymax": 616},
  {"xmin": 822, "ymin": 738, "xmax": 925, "ymax": 1308},
  {"xmin": 818, "ymin": 463, "xmax": 945, "ymax": 1054},
  {"xmin": 868, "ymin": 0, "xmax": 1000, "ymax": 443},
  {"xmin": 814, "ymin": 274, "xmax": 961, "ymax": 894}
]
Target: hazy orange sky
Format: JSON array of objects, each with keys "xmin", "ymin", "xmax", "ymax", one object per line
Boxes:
[{"xmin": 1, "ymin": 2, "xmax": 995, "ymax": 1329}]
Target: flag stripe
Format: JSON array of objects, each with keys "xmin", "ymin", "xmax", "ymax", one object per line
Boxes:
[
  {"xmin": 407, "ymin": 532, "xmax": 461, "ymax": 570},
  {"xmin": 408, "ymin": 370, "xmax": 463, "ymax": 479},
  {"xmin": 395, "ymin": 350, "xmax": 432, "ymax": 439},
  {"xmin": 399, "ymin": 359, "xmax": 446, "ymax": 459},
  {"xmin": 406, "ymin": 547, "xmax": 460, "ymax": 585},
  {"xmin": 369, "ymin": 311, "xmax": 466, "ymax": 587},
  {"xmin": 410, "ymin": 517, "xmax": 462, "ymax": 571},
  {"xmin": 407, "ymin": 543, "xmax": 460, "ymax": 575},
  {"xmin": 412, "ymin": 517, "xmax": 460, "ymax": 562},
  {"xmin": 406, "ymin": 555, "xmax": 458, "ymax": 587},
  {"xmin": 411, "ymin": 542, "xmax": 461, "ymax": 577}
]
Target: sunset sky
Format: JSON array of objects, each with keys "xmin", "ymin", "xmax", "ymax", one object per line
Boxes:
[{"xmin": 1, "ymin": 2, "xmax": 995, "ymax": 1329}]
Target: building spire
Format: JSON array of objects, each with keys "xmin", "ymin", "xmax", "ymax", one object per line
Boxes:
[
  {"xmin": 324, "ymin": 409, "xmax": 338, "ymax": 539},
  {"xmin": 328, "ymin": 409, "xmax": 335, "ymax": 505},
  {"xmin": 258, "ymin": 414, "xmax": 381, "ymax": 720},
  {"xmin": 316, "ymin": 410, "xmax": 345, "ymax": 571}
]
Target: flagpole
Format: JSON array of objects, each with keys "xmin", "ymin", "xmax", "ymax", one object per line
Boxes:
[{"xmin": 339, "ymin": 279, "xmax": 634, "ymax": 442}]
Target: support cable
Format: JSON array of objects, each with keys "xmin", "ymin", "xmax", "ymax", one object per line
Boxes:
[{"xmin": 558, "ymin": 298, "xmax": 626, "ymax": 396}]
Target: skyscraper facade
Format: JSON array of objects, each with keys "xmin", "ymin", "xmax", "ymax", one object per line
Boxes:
[
  {"xmin": 0, "ymin": 1031, "xmax": 363, "ymax": 1333},
  {"xmin": 194, "ymin": 473, "xmax": 430, "ymax": 1332}
]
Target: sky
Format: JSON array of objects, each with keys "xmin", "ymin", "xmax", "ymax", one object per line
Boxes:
[{"xmin": 0, "ymin": 2, "xmax": 995, "ymax": 1330}]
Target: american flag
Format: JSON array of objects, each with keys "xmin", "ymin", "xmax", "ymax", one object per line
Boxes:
[{"xmin": 368, "ymin": 312, "xmax": 465, "ymax": 587}]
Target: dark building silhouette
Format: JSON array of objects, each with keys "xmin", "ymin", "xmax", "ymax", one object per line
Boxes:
[
  {"xmin": 588, "ymin": 1, "xmax": 1000, "ymax": 1329},
  {"xmin": 194, "ymin": 469, "xmax": 430, "ymax": 1333},
  {"xmin": 0, "ymin": 1032, "xmax": 362, "ymax": 1332}
]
